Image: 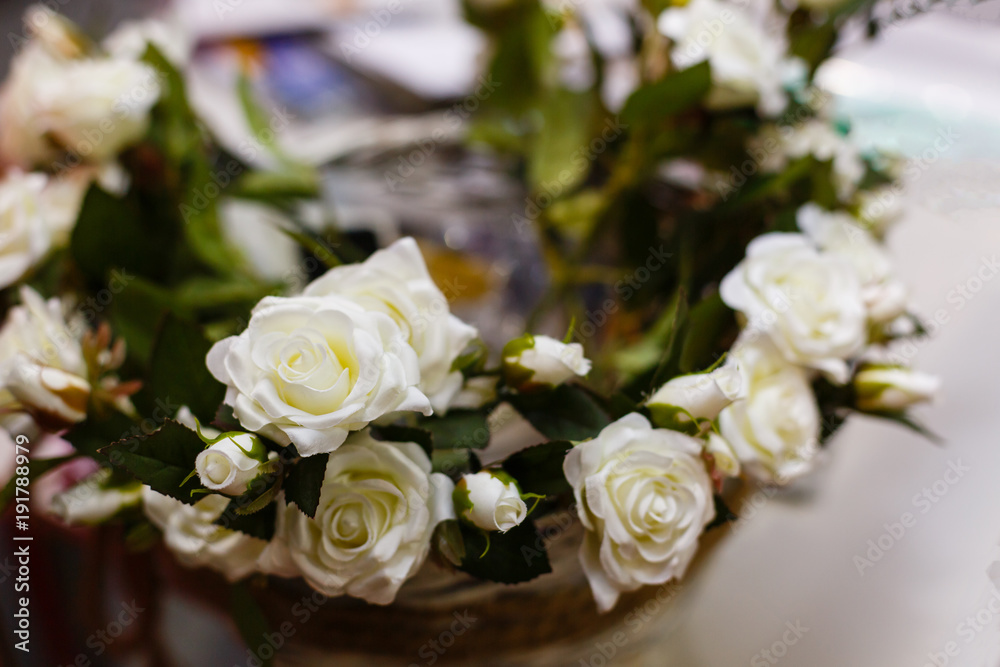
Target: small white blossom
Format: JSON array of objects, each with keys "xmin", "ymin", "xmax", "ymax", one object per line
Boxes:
[{"xmin": 456, "ymin": 471, "xmax": 527, "ymax": 533}]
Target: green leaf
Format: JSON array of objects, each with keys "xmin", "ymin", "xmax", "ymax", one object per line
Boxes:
[
  {"xmin": 283, "ymin": 453, "xmax": 329, "ymax": 519},
  {"xmin": 432, "ymin": 519, "xmax": 466, "ymax": 567},
  {"xmin": 679, "ymin": 291, "xmax": 734, "ymax": 373},
  {"xmin": 146, "ymin": 315, "xmax": 225, "ymax": 425},
  {"xmin": 450, "ymin": 341, "xmax": 488, "ymax": 376},
  {"xmin": 238, "ymin": 75, "xmax": 284, "ymax": 160},
  {"xmin": 65, "ymin": 409, "xmax": 141, "ymax": 460},
  {"xmin": 649, "ymin": 289, "xmax": 691, "ymax": 390},
  {"xmin": 419, "ymin": 410, "xmax": 492, "ymax": 450},
  {"xmin": 607, "ymin": 391, "xmax": 640, "ymax": 420},
  {"xmin": 100, "ymin": 420, "xmax": 208, "ymax": 504},
  {"xmin": 620, "ymin": 61, "xmax": 712, "ymax": 126},
  {"xmin": 614, "ymin": 288, "xmax": 688, "ymax": 380},
  {"xmin": 0, "ymin": 455, "xmax": 77, "ymax": 512},
  {"xmin": 124, "ymin": 520, "xmax": 161, "ymax": 552},
  {"xmin": 789, "ymin": 20, "xmax": 838, "ymax": 77},
  {"xmin": 236, "ymin": 76, "xmax": 320, "ymax": 192},
  {"xmin": 501, "ymin": 333, "xmax": 536, "ymax": 389},
  {"xmin": 456, "ymin": 519, "xmax": 551, "ymax": 584},
  {"xmin": 502, "ymin": 440, "xmax": 572, "ymax": 496},
  {"xmin": 178, "ymin": 164, "xmax": 247, "ymax": 277},
  {"xmin": 731, "ymin": 155, "xmax": 814, "ymax": 208},
  {"xmin": 809, "ymin": 158, "xmax": 840, "ymax": 210},
  {"xmin": 280, "ymin": 228, "xmax": 342, "ymax": 269},
  {"xmin": 548, "ymin": 189, "xmax": 607, "ymax": 244},
  {"xmin": 215, "ymin": 497, "xmax": 278, "ymax": 540},
  {"xmin": 432, "ymin": 449, "xmax": 482, "ymax": 477},
  {"xmin": 229, "ymin": 584, "xmax": 274, "ymax": 667},
  {"xmin": 704, "ymin": 493, "xmax": 738, "ymax": 532},
  {"xmin": 232, "ymin": 169, "xmax": 320, "ymax": 201},
  {"xmin": 171, "ymin": 277, "xmax": 273, "ymax": 310},
  {"xmin": 234, "ymin": 471, "xmax": 283, "ymax": 515},
  {"xmin": 812, "ymin": 376, "xmax": 855, "ymax": 444},
  {"xmin": 143, "ymin": 43, "xmax": 202, "ymax": 164},
  {"xmin": 820, "ymin": 410, "xmax": 849, "ymax": 444},
  {"xmin": 864, "ymin": 410, "xmax": 943, "ymax": 445},
  {"xmin": 142, "ymin": 44, "xmax": 249, "ymax": 278},
  {"xmin": 70, "ymin": 186, "xmax": 178, "ymax": 286},
  {"xmin": 641, "ymin": 0, "xmax": 672, "ymax": 15},
  {"xmin": 508, "ymin": 384, "xmax": 611, "ymax": 442},
  {"xmin": 647, "ymin": 404, "xmax": 701, "ymax": 435},
  {"xmin": 528, "ymin": 88, "xmax": 600, "ymax": 193},
  {"xmin": 106, "ymin": 276, "xmax": 180, "ymax": 367},
  {"xmin": 465, "ymin": 2, "xmax": 553, "ymax": 117}
]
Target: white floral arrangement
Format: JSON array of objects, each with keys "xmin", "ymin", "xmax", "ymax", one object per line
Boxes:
[{"xmin": 0, "ymin": 0, "xmax": 938, "ymax": 634}]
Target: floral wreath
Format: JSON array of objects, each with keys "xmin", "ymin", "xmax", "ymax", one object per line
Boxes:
[{"xmin": 0, "ymin": 0, "xmax": 938, "ymax": 627}]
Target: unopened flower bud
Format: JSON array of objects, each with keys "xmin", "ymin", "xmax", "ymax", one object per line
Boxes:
[
  {"xmin": 195, "ymin": 432, "xmax": 267, "ymax": 496},
  {"xmin": 454, "ymin": 470, "xmax": 527, "ymax": 533},
  {"xmin": 503, "ymin": 334, "xmax": 591, "ymax": 391},
  {"xmin": 854, "ymin": 365, "xmax": 939, "ymax": 412},
  {"xmin": 647, "ymin": 361, "xmax": 744, "ymax": 431}
]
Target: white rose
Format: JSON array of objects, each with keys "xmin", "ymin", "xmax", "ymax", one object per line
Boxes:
[
  {"xmin": 658, "ymin": 0, "xmax": 803, "ymax": 116},
  {"xmin": 0, "ymin": 171, "xmax": 55, "ymax": 289},
  {"xmin": 0, "ymin": 39, "xmax": 160, "ymax": 167},
  {"xmin": 142, "ymin": 487, "xmax": 267, "ymax": 581},
  {"xmin": 719, "ymin": 337, "xmax": 821, "ymax": 484},
  {"xmin": 304, "ymin": 238, "xmax": 478, "ymax": 413},
  {"xmin": 563, "ymin": 413, "xmax": 715, "ymax": 612},
  {"xmin": 37, "ymin": 57, "xmax": 160, "ymax": 163},
  {"xmin": 258, "ymin": 432, "xmax": 455, "ymax": 604},
  {"xmin": 797, "ymin": 204, "xmax": 907, "ymax": 323},
  {"xmin": 647, "ymin": 361, "xmax": 744, "ymax": 428},
  {"xmin": 0, "ymin": 286, "xmax": 90, "ymax": 428},
  {"xmin": 504, "ymin": 335, "xmax": 592, "ymax": 389},
  {"xmin": 720, "ymin": 232, "xmax": 867, "ymax": 383},
  {"xmin": 0, "ymin": 44, "xmax": 62, "ymax": 167},
  {"xmin": 0, "ymin": 168, "xmax": 92, "ymax": 290},
  {"xmin": 195, "ymin": 433, "xmax": 268, "ymax": 496},
  {"xmin": 207, "ymin": 294, "xmax": 432, "ymax": 457},
  {"xmin": 456, "ymin": 471, "xmax": 527, "ymax": 533},
  {"xmin": 50, "ymin": 470, "xmax": 142, "ymax": 525},
  {"xmin": 854, "ymin": 365, "xmax": 940, "ymax": 412}
]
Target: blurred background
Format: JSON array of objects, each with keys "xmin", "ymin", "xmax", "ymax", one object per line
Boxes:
[{"xmin": 2, "ymin": 0, "xmax": 1000, "ymax": 665}]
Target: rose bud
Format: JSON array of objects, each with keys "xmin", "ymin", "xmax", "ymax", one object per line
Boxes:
[
  {"xmin": 195, "ymin": 432, "xmax": 268, "ymax": 496},
  {"xmin": 647, "ymin": 361, "xmax": 744, "ymax": 431},
  {"xmin": 454, "ymin": 470, "xmax": 527, "ymax": 533},
  {"xmin": 854, "ymin": 365, "xmax": 940, "ymax": 412},
  {"xmin": 502, "ymin": 334, "xmax": 591, "ymax": 391}
]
